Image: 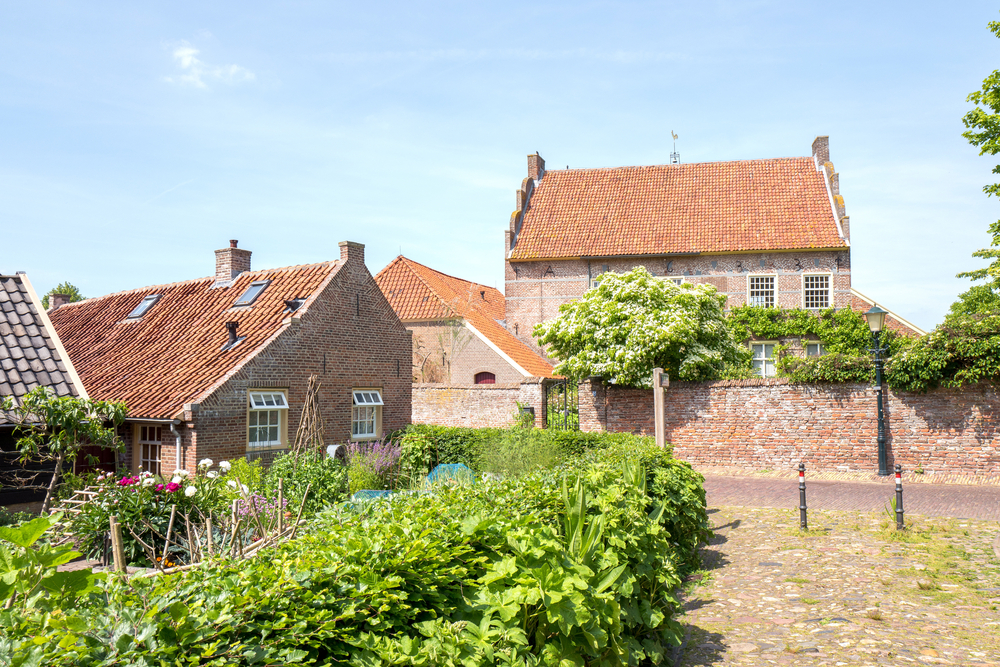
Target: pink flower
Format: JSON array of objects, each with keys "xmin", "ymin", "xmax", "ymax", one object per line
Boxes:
[
  {"xmin": 155, "ymin": 484, "xmax": 164, "ymax": 492},
  {"xmin": 165, "ymin": 482, "xmax": 180, "ymax": 493}
]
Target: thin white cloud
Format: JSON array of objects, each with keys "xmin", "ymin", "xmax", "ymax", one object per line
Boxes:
[
  {"xmin": 314, "ymin": 48, "xmax": 687, "ymax": 65},
  {"xmin": 164, "ymin": 41, "xmax": 255, "ymax": 89}
]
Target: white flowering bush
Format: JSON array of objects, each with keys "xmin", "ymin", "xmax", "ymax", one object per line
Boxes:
[{"xmin": 534, "ymin": 266, "xmax": 751, "ymax": 386}]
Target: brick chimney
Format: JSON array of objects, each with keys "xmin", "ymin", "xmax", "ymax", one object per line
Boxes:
[
  {"xmin": 49, "ymin": 293, "xmax": 71, "ymax": 310},
  {"xmin": 215, "ymin": 240, "xmax": 252, "ymax": 283},
  {"xmin": 339, "ymin": 241, "xmax": 365, "ymax": 264},
  {"xmin": 812, "ymin": 136, "xmax": 830, "ymax": 164},
  {"xmin": 528, "ymin": 153, "xmax": 546, "ymax": 180}
]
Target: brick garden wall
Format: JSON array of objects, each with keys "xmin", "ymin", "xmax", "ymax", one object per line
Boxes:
[
  {"xmin": 578, "ymin": 378, "xmax": 1000, "ymax": 475},
  {"xmin": 412, "ymin": 379, "xmax": 545, "ymax": 428}
]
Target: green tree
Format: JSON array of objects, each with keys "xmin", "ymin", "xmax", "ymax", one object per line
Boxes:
[
  {"xmin": 0, "ymin": 388, "xmax": 127, "ymax": 513},
  {"xmin": 958, "ymin": 15, "xmax": 1000, "ymax": 289},
  {"xmin": 40, "ymin": 282, "xmax": 85, "ymax": 310},
  {"xmin": 533, "ymin": 267, "xmax": 750, "ymax": 386}
]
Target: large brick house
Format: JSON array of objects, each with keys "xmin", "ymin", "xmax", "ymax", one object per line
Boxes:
[
  {"xmin": 375, "ymin": 256, "xmax": 554, "ymax": 427},
  {"xmin": 1, "ymin": 272, "xmax": 88, "ymax": 504},
  {"xmin": 503, "ymin": 137, "xmax": 922, "ymax": 373},
  {"xmin": 47, "ymin": 241, "xmax": 411, "ymax": 475}
]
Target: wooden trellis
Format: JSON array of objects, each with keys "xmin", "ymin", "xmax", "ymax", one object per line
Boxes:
[{"xmin": 290, "ymin": 375, "xmax": 326, "ymax": 464}]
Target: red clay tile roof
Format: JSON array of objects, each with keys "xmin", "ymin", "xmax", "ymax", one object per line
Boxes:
[
  {"xmin": 509, "ymin": 157, "xmax": 847, "ymax": 260},
  {"xmin": 48, "ymin": 262, "xmax": 340, "ymax": 419},
  {"xmin": 375, "ymin": 257, "xmax": 554, "ymax": 378}
]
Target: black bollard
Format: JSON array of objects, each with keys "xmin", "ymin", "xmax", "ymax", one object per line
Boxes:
[
  {"xmin": 894, "ymin": 464, "xmax": 905, "ymax": 530},
  {"xmin": 798, "ymin": 462, "xmax": 808, "ymax": 531}
]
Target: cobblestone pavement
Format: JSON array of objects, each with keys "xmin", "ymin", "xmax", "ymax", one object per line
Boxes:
[
  {"xmin": 703, "ymin": 475, "xmax": 1000, "ymax": 521},
  {"xmin": 675, "ymin": 507, "xmax": 1000, "ymax": 666}
]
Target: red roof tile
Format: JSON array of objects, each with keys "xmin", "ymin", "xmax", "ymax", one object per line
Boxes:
[
  {"xmin": 509, "ymin": 157, "xmax": 846, "ymax": 260},
  {"xmin": 48, "ymin": 262, "xmax": 340, "ymax": 418},
  {"xmin": 375, "ymin": 257, "xmax": 554, "ymax": 378}
]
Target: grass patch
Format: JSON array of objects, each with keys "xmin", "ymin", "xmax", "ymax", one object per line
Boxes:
[{"xmin": 784, "ymin": 577, "xmax": 811, "ymax": 585}]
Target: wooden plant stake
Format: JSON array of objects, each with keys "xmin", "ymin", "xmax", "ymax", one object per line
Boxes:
[
  {"xmin": 161, "ymin": 504, "xmax": 177, "ymax": 567},
  {"xmin": 110, "ymin": 515, "xmax": 126, "ymax": 573},
  {"xmin": 278, "ymin": 478, "xmax": 284, "ymax": 533},
  {"xmin": 206, "ymin": 516, "xmax": 214, "ymax": 557}
]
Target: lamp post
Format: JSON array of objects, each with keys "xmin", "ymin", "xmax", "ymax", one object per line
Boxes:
[{"xmin": 864, "ymin": 305, "xmax": 890, "ymax": 476}]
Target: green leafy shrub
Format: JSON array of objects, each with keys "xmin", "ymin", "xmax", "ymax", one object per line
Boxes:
[
  {"xmin": 0, "ymin": 506, "xmax": 34, "ymax": 528},
  {"xmin": 886, "ymin": 311, "xmax": 1000, "ymax": 392},
  {"xmin": 399, "ymin": 423, "xmax": 661, "ymax": 479},
  {"xmin": 263, "ymin": 453, "xmax": 349, "ymax": 515},
  {"xmin": 0, "ymin": 441, "xmax": 709, "ymax": 666}
]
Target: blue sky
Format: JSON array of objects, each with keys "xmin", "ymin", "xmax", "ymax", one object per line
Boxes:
[{"xmin": 3, "ymin": 1, "xmax": 1000, "ymax": 332}]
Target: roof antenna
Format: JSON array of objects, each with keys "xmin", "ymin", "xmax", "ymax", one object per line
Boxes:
[{"xmin": 671, "ymin": 131, "xmax": 680, "ymax": 164}]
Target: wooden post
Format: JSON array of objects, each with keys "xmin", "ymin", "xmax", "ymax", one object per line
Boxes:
[
  {"xmin": 110, "ymin": 515, "xmax": 126, "ymax": 573},
  {"xmin": 277, "ymin": 478, "xmax": 284, "ymax": 533},
  {"xmin": 653, "ymin": 368, "xmax": 667, "ymax": 448}
]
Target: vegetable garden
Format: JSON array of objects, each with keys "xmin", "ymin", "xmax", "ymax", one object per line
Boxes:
[{"xmin": 0, "ymin": 427, "xmax": 710, "ymax": 666}]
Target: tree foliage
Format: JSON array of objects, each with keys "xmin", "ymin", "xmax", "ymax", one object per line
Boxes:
[
  {"xmin": 533, "ymin": 267, "xmax": 750, "ymax": 386},
  {"xmin": 958, "ymin": 15, "xmax": 1000, "ymax": 287},
  {"xmin": 0, "ymin": 387, "xmax": 127, "ymax": 512},
  {"xmin": 40, "ymin": 282, "xmax": 85, "ymax": 310}
]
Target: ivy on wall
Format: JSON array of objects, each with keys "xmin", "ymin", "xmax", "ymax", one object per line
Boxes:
[{"xmin": 724, "ymin": 306, "xmax": 905, "ymax": 384}]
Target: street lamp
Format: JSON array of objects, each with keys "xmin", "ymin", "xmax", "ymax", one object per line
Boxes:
[{"xmin": 864, "ymin": 305, "xmax": 890, "ymax": 476}]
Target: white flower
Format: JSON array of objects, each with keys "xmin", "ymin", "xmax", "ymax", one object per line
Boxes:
[
  {"xmin": 240, "ymin": 484, "xmax": 249, "ymax": 495},
  {"xmin": 227, "ymin": 480, "xmax": 239, "ymax": 490},
  {"xmin": 198, "ymin": 458, "xmax": 213, "ymax": 468},
  {"xmin": 218, "ymin": 460, "xmax": 231, "ymax": 472},
  {"xmin": 206, "ymin": 470, "xmax": 218, "ymax": 479},
  {"xmin": 171, "ymin": 476, "xmax": 182, "ymax": 484},
  {"xmin": 142, "ymin": 478, "xmax": 155, "ymax": 487},
  {"xmin": 173, "ymin": 469, "xmax": 189, "ymax": 479},
  {"xmin": 184, "ymin": 486, "xmax": 197, "ymax": 497},
  {"xmin": 141, "ymin": 470, "xmax": 153, "ymax": 478}
]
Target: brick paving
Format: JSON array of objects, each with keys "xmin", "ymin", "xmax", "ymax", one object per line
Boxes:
[
  {"xmin": 675, "ymin": 507, "xmax": 1000, "ymax": 666},
  {"xmin": 703, "ymin": 474, "xmax": 1000, "ymax": 521}
]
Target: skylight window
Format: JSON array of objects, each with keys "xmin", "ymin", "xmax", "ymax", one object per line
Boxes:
[
  {"xmin": 234, "ymin": 280, "xmax": 270, "ymax": 307},
  {"xmin": 352, "ymin": 390, "xmax": 384, "ymax": 406},
  {"xmin": 127, "ymin": 294, "xmax": 161, "ymax": 319}
]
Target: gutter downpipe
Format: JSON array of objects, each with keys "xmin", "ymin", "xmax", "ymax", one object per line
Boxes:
[{"xmin": 169, "ymin": 419, "xmax": 184, "ymax": 471}]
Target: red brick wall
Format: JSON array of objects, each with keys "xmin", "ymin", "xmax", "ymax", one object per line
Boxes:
[
  {"xmin": 180, "ymin": 249, "xmax": 412, "ymax": 471},
  {"xmin": 412, "ymin": 379, "xmax": 545, "ymax": 428},
  {"xmin": 579, "ymin": 378, "xmax": 1000, "ymax": 476}
]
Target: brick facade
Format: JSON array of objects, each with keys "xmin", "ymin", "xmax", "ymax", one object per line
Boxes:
[
  {"xmin": 412, "ymin": 379, "xmax": 545, "ymax": 428},
  {"xmin": 409, "ymin": 321, "xmax": 527, "ymax": 385},
  {"xmin": 504, "ymin": 251, "xmax": 853, "ymax": 355},
  {"xmin": 579, "ymin": 378, "xmax": 1000, "ymax": 476}
]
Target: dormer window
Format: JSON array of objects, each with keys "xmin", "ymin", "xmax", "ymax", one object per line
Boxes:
[
  {"xmin": 235, "ymin": 280, "xmax": 270, "ymax": 307},
  {"xmin": 127, "ymin": 294, "xmax": 161, "ymax": 319}
]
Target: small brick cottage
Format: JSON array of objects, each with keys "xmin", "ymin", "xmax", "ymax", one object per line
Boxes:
[{"xmin": 47, "ymin": 241, "xmax": 411, "ymax": 475}]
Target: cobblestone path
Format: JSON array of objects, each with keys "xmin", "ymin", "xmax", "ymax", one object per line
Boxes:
[{"xmin": 676, "ymin": 507, "xmax": 1000, "ymax": 666}]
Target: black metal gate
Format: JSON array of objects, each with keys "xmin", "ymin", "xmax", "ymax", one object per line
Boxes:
[{"xmin": 545, "ymin": 379, "xmax": 579, "ymax": 431}]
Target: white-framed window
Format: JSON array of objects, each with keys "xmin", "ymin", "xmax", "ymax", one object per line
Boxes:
[
  {"xmin": 803, "ymin": 274, "xmax": 830, "ymax": 309},
  {"xmin": 248, "ymin": 390, "xmax": 288, "ymax": 451},
  {"xmin": 751, "ymin": 343, "xmax": 777, "ymax": 378},
  {"xmin": 137, "ymin": 424, "xmax": 163, "ymax": 475},
  {"xmin": 805, "ymin": 342, "xmax": 825, "ymax": 357},
  {"xmin": 352, "ymin": 389, "xmax": 383, "ymax": 439},
  {"xmin": 663, "ymin": 277, "xmax": 684, "ymax": 286},
  {"xmin": 748, "ymin": 275, "xmax": 775, "ymax": 308},
  {"xmin": 127, "ymin": 294, "xmax": 161, "ymax": 320}
]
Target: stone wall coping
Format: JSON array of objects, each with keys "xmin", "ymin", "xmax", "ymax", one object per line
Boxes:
[{"xmin": 414, "ymin": 383, "xmax": 525, "ymax": 390}]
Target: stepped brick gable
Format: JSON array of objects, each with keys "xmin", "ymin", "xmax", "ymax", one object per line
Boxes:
[{"xmin": 503, "ymin": 138, "xmax": 922, "ymax": 359}]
